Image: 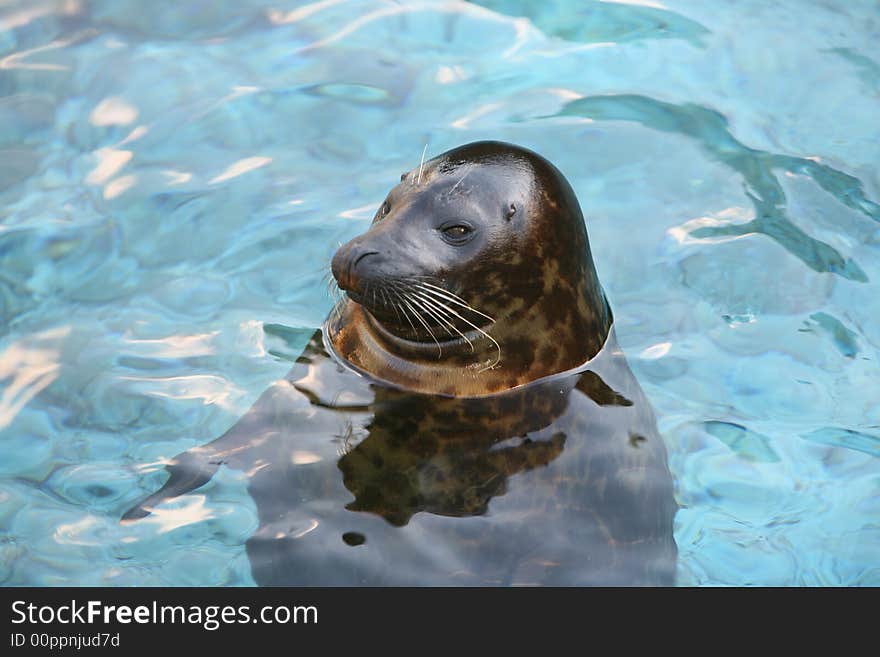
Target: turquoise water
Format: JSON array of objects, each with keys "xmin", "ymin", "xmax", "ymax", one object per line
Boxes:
[{"xmin": 1, "ymin": 0, "xmax": 878, "ymax": 586}]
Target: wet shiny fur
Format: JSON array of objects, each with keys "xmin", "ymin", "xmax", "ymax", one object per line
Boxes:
[{"xmin": 123, "ymin": 142, "xmax": 677, "ymax": 585}]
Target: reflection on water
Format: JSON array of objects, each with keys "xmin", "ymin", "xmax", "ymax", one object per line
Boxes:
[
  {"xmin": 0, "ymin": 326, "xmax": 68, "ymax": 430},
  {"xmin": 125, "ymin": 331, "xmax": 677, "ymax": 586}
]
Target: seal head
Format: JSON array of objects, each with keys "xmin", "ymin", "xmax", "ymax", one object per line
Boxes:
[{"xmin": 328, "ymin": 140, "xmax": 611, "ymax": 397}]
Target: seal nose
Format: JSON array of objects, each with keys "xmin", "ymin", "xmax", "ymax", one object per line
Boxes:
[{"xmin": 331, "ymin": 242, "xmax": 379, "ymax": 292}]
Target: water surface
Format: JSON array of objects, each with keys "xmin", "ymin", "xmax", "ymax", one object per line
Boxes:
[{"xmin": 1, "ymin": 0, "xmax": 878, "ymax": 585}]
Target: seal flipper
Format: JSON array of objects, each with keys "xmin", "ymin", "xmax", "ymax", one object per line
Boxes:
[{"xmin": 121, "ymin": 449, "xmax": 220, "ymax": 521}]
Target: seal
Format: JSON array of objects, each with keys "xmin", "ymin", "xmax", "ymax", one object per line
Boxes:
[
  {"xmin": 122, "ymin": 142, "xmax": 677, "ymax": 585},
  {"xmin": 327, "ymin": 140, "xmax": 611, "ymax": 397}
]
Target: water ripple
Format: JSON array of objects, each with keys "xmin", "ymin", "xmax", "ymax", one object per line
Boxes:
[
  {"xmin": 703, "ymin": 420, "xmax": 781, "ymax": 463},
  {"xmin": 0, "ymin": 325, "xmax": 68, "ymax": 430},
  {"xmin": 801, "ymin": 427, "xmax": 880, "ymax": 458},
  {"xmin": 1, "ymin": 0, "xmax": 877, "ymax": 587},
  {"xmin": 118, "ymin": 374, "xmax": 244, "ymax": 412},
  {"xmin": 803, "ymin": 312, "xmax": 860, "ymax": 359},
  {"xmin": 472, "ymin": 0, "xmax": 710, "ymax": 47},
  {"xmin": 552, "ymin": 94, "xmax": 878, "ymax": 281}
]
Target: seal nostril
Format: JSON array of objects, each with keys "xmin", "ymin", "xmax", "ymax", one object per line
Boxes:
[
  {"xmin": 340, "ymin": 250, "xmax": 379, "ymax": 290},
  {"xmin": 353, "ymin": 250, "xmax": 379, "ymax": 271}
]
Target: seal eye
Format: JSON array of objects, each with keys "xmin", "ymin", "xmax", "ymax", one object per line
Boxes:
[
  {"xmin": 376, "ymin": 201, "xmax": 391, "ymax": 221},
  {"xmin": 440, "ymin": 223, "xmax": 473, "ymax": 244}
]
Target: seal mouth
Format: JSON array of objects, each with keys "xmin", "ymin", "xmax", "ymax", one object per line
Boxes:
[
  {"xmin": 332, "ymin": 283, "xmax": 504, "ymax": 373},
  {"xmin": 345, "ymin": 288, "xmax": 441, "ymax": 335},
  {"xmin": 342, "ymin": 287, "xmax": 404, "ymax": 325},
  {"xmin": 364, "ymin": 308, "xmax": 497, "ymax": 357},
  {"xmin": 343, "ymin": 289, "xmax": 368, "ymax": 307}
]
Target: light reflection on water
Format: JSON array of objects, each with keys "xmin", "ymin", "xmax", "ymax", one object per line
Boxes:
[
  {"xmin": 0, "ymin": 0, "xmax": 878, "ymax": 585},
  {"xmin": 0, "ymin": 326, "xmax": 68, "ymax": 431}
]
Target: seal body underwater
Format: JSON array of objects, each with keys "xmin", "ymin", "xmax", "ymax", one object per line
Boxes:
[{"xmin": 123, "ymin": 141, "xmax": 678, "ymax": 586}]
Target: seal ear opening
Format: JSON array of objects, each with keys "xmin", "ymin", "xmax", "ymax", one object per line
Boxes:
[{"xmin": 505, "ymin": 203, "xmax": 516, "ymax": 221}]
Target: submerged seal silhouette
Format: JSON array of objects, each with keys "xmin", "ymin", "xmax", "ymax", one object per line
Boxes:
[
  {"xmin": 122, "ymin": 141, "xmax": 677, "ymax": 585},
  {"xmin": 328, "ymin": 140, "xmax": 611, "ymax": 397}
]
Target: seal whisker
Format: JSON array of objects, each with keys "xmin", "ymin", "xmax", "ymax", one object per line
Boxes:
[
  {"xmin": 404, "ymin": 290, "xmax": 463, "ymax": 342},
  {"xmin": 407, "ymin": 285, "xmax": 501, "ymax": 370},
  {"xmin": 389, "ymin": 286, "xmax": 421, "ymax": 340},
  {"xmin": 410, "ymin": 279, "xmax": 487, "ymax": 311},
  {"xmin": 448, "ymin": 168, "xmax": 472, "ymax": 195},
  {"xmin": 404, "ymin": 293, "xmax": 456, "ymax": 341},
  {"xmin": 411, "ymin": 281, "xmax": 495, "ymax": 323},
  {"xmin": 329, "ymin": 291, "xmax": 344, "ymax": 325},
  {"xmin": 397, "ymin": 300, "xmax": 418, "ymax": 336},
  {"xmin": 417, "ymin": 143, "xmax": 427, "ymax": 185},
  {"xmin": 379, "ymin": 286, "xmax": 403, "ymax": 325},
  {"xmin": 408, "ymin": 290, "xmax": 476, "ymax": 352},
  {"xmin": 327, "ymin": 274, "xmax": 343, "ymax": 305},
  {"xmin": 399, "ymin": 295, "xmax": 442, "ymax": 357},
  {"xmin": 388, "ymin": 287, "xmax": 408, "ymax": 327}
]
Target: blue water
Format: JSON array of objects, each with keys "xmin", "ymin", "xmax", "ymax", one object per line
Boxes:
[{"xmin": 1, "ymin": 0, "xmax": 878, "ymax": 586}]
